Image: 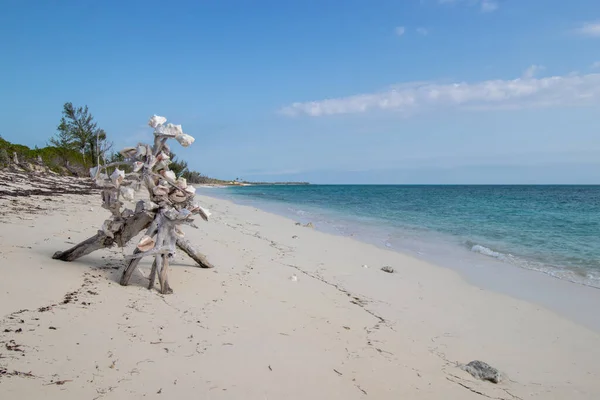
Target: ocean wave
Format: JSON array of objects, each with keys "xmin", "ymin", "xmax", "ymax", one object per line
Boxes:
[
  {"xmin": 471, "ymin": 244, "xmax": 509, "ymax": 260},
  {"xmin": 288, "ymin": 207, "xmax": 310, "ymax": 217},
  {"xmin": 469, "ymin": 243, "xmax": 600, "ymax": 289}
]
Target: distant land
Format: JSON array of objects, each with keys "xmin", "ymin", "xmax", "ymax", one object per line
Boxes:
[
  {"xmin": 229, "ymin": 181, "xmax": 310, "ymax": 186},
  {"xmin": 0, "ymin": 135, "xmax": 309, "ymax": 186}
]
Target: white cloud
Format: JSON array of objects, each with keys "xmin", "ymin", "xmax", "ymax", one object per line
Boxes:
[
  {"xmin": 522, "ymin": 65, "xmax": 545, "ymax": 79},
  {"xmin": 438, "ymin": 0, "xmax": 498, "ymax": 13},
  {"xmin": 592, "ymin": 61, "xmax": 600, "ymax": 69},
  {"xmin": 395, "ymin": 26, "xmax": 405, "ymax": 36},
  {"xmin": 574, "ymin": 21, "xmax": 600, "ymax": 37},
  {"xmin": 416, "ymin": 27, "xmax": 429, "ymax": 36},
  {"xmin": 280, "ymin": 72, "xmax": 600, "ymax": 117},
  {"xmin": 480, "ymin": 0, "xmax": 498, "ymax": 13}
]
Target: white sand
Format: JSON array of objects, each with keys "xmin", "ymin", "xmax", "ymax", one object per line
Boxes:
[{"xmin": 1, "ymin": 184, "xmax": 599, "ymax": 399}]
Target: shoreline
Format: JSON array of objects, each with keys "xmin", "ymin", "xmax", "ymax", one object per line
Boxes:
[
  {"xmin": 197, "ymin": 188, "xmax": 600, "ymax": 333},
  {"xmin": 1, "ymin": 182, "xmax": 599, "ymax": 398}
]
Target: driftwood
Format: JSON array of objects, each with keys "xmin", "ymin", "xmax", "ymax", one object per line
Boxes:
[
  {"xmin": 52, "ymin": 115, "xmax": 214, "ymax": 294},
  {"xmin": 52, "ymin": 210, "xmax": 154, "ymax": 261}
]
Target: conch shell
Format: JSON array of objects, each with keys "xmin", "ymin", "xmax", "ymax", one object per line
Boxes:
[
  {"xmin": 176, "ymin": 177, "xmax": 187, "ymax": 189},
  {"xmin": 197, "ymin": 205, "xmax": 211, "ymax": 221},
  {"xmin": 161, "ymin": 170, "xmax": 176, "ymax": 182},
  {"xmin": 185, "ymin": 185, "xmax": 196, "ymax": 194},
  {"xmin": 132, "ymin": 161, "xmax": 144, "ymax": 172},
  {"xmin": 148, "ymin": 115, "xmax": 167, "ymax": 128},
  {"xmin": 110, "ymin": 168, "xmax": 125, "ymax": 187},
  {"xmin": 137, "ymin": 235, "xmax": 155, "ymax": 252},
  {"xmin": 169, "ymin": 190, "xmax": 188, "ymax": 203},
  {"xmin": 152, "ymin": 185, "xmax": 169, "ymax": 197},
  {"xmin": 157, "ymin": 151, "xmax": 170, "ymax": 162},
  {"xmin": 136, "ymin": 145, "xmax": 147, "ymax": 158},
  {"xmin": 176, "ymin": 133, "xmax": 195, "ymax": 147},
  {"xmin": 120, "ymin": 186, "xmax": 135, "ymax": 202}
]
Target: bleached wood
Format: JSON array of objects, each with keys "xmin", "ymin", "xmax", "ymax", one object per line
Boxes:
[
  {"xmin": 176, "ymin": 238, "xmax": 215, "ymax": 269},
  {"xmin": 148, "ymin": 258, "xmax": 159, "ymax": 290},
  {"xmin": 53, "ymin": 115, "xmax": 211, "ymax": 294},
  {"xmin": 119, "ymin": 219, "xmax": 159, "ymax": 286},
  {"xmin": 52, "ymin": 210, "xmax": 154, "ymax": 261}
]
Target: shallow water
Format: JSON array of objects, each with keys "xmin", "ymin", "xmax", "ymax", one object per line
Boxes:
[{"xmin": 200, "ymin": 185, "xmax": 600, "ymax": 289}]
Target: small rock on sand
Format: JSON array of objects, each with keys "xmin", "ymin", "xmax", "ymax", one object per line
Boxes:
[
  {"xmin": 381, "ymin": 266, "xmax": 394, "ymax": 273},
  {"xmin": 460, "ymin": 360, "xmax": 501, "ymax": 384}
]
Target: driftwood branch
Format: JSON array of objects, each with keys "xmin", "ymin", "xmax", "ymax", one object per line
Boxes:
[
  {"xmin": 52, "ymin": 114, "xmax": 214, "ymax": 294},
  {"xmin": 176, "ymin": 238, "xmax": 215, "ymax": 269},
  {"xmin": 52, "ymin": 210, "xmax": 154, "ymax": 261}
]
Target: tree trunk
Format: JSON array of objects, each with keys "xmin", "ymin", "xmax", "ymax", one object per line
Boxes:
[
  {"xmin": 158, "ymin": 254, "xmax": 172, "ymax": 294},
  {"xmin": 176, "ymin": 238, "xmax": 215, "ymax": 269},
  {"xmin": 148, "ymin": 258, "xmax": 158, "ymax": 290},
  {"xmin": 52, "ymin": 211, "xmax": 155, "ymax": 262},
  {"xmin": 119, "ymin": 218, "xmax": 160, "ymax": 286}
]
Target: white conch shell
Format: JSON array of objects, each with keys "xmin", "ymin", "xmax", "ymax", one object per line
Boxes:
[
  {"xmin": 169, "ymin": 190, "xmax": 187, "ymax": 203},
  {"xmin": 132, "ymin": 161, "xmax": 144, "ymax": 172},
  {"xmin": 198, "ymin": 206, "xmax": 211, "ymax": 221},
  {"xmin": 176, "ymin": 133, "xmax": 195, "ymax": 147},
  {"xmin": 154, "ymin": 123, "xmax": 182, "ymax": 137},
  {"xmin": 157, "ymin": 151, "xmax": 170, "ymax": 161},
  {"xmin": 162, "ymin": 170, "xmax": 176, "ymax": 181},
  {"xmin": 176, "ymin": 177, "xmax": 187, "ymax": 189},
  {"xmin": 120, "ymin": 186, "xmax": 135, "ymax": 202},
  {"xmin": 152, "ymin": 185, "xmax": 169, "ymax": 196},
  {"xmin": 136, "ymin": 145, "xmax": 147, "ymax": 157},
  {"xmin": 110, "ymin": 168, "xmax": 125, "ymax": 187},
  {"xmin": 148, "ymin": 115, "xmax": 167, "ymax": 128},
  {"xmin": 137, "ymin": 235, "xmax": 155, "ymax": 252},
  {"xmin": 154, "ymin": 159, "xmax": 171, "ymax": 171},
  {"xmin": 185, "ymin": 185, "xmax": 196, "ymax": 194}
]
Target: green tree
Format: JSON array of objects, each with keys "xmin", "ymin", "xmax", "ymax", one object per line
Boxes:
[
  {"xmin": 0, "ymin": 148, "xmax": 9, "ymax": 168},
  {"xmin": 50, "ymin": 102, "xmax": 107, "ymax": 165},
  {"xmin": 48, "ymin": 119, "xmax": 76, "ymax": 161}
]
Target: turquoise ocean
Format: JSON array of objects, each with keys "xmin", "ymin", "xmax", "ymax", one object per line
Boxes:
[{"xmin": 201, "ymin": 185, "xmax": 600, "ymax": 289}]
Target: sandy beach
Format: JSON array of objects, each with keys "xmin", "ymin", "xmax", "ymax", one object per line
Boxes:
[{"xmin": 1, "ymin": 174, "xmax": 599, "ymax": 399}]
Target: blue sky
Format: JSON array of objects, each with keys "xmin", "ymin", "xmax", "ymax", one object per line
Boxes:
[{"xmin": 1, "ymin": 0, "xmax": 600, "ymax": 183}]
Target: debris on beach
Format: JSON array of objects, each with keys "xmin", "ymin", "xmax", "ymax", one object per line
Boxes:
[
  {"xmin": 381, "ymin": 266, "xmax": 394, "ymax": 273},
  {"xmin": 51, "ymin": 115, "xmax": 216, "ymax": 294},
  {"xmin": 295, "ymin": 222, "xmax": 314, "ymax": 228},
  {"xmin": 362, "ymin": 264, "xmax": 369, "ymax": 269},
  {"xmin": 460, "ymin": 360, "xmax": 501, "ymax": 384},
  {"xmin": 45, "ymin": 379, "xmax": 72, "ymax": 386},
  {"xmin": 290, "ymin": 274, "xmax": 298, "ymax": 282}
]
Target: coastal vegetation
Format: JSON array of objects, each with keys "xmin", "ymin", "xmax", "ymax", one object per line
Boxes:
[{"xmin": 0, "ymin": 102, "xmax": 308, "ymax": 185}]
